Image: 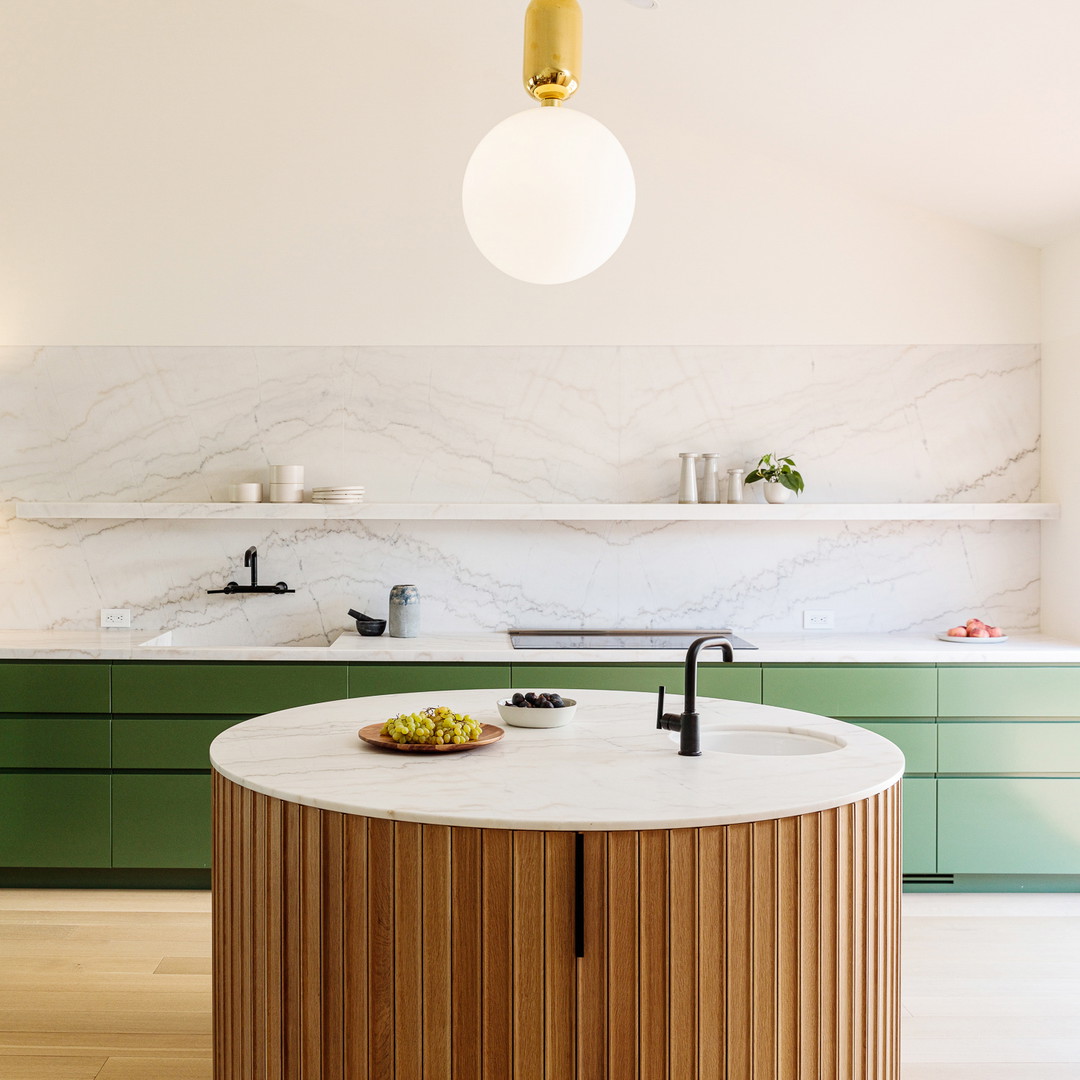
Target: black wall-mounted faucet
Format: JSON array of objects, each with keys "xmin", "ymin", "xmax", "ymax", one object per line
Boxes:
[
  {"xmin": 656, "ymin": 635, "xmax": 735, "ymax": 756},
  {"xmin": 207, "ymin": 546, "xmax": 295, "ymax": 595}
]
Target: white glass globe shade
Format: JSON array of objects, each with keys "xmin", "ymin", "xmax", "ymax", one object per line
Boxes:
[{"xmin": 462, "ymin": 107, "xmax": 635, "ymax": 285}]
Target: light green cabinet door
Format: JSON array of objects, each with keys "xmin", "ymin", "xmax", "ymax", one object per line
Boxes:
[
  {"xmin": 112, "ymin": 773, "xmax": 212, "ymax": 868},
  {"xmin": 938, "ymin": 666, "xmax": 1080, "ymax": 718},
  {"xmin": 762, "ymin": 666, "xmax": 937, "ymax": 718},
  {"xmin": 847, "ymin": 720, "xmax": 937, "ymax": 774},
  {"xmin": 510, "ymin": 663, "xmax": 762, "ymax": 703},
  {"xmin": 938, "ymin": 778, "xmax": 1080, "ymax": 874},
  {"xmin": 939, "ymin": 722, "xmax": 1080, "ymax": 774},
  {"xmin": 902, "ymin": 778, "xmax": 937, "ymax": 873},
  {"xmin": 0, "ymin": 773, "xmax": 111, "ymax": 867}
]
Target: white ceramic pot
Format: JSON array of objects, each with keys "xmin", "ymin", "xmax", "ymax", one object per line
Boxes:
[{"xmin": 763, "ymin": 481, "xmax": 794, "ymax": 504}]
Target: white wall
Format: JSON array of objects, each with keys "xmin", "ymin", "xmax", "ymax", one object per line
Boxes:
[
  {"xmin": 1040, "ymin": 230, "xmax": 1080, "ymax": 636},
  {"xmin": 0, "ymin": 0, "xmax": 1040, "ymax": 347}
]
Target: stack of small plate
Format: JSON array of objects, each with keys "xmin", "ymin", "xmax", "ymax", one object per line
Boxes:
[{"xmin": 312, "ymin": 486, "xmax": 365, "ymax": 504}]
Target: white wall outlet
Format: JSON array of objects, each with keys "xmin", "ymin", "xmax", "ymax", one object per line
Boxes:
[
  {"xmin": 803, "ymin": 610, "xmax": 835, "ymax": 630},
  {"xmin": 100, "ymin": 608, "xmax": 131, "ymax": 628}
]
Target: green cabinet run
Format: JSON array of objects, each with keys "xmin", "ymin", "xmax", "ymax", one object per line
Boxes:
[
  {"xmin": 939, "ymin": 721, "xmax": 1080, "ymax": 774},
  {"xmin": 112, "ymin": 716, "xmax": 243, "ymax": 770},
  {"xmin": 938, "ymin": 779, "xmax": 1080, "ymax": 874},
  {"xmin": 900, "ymin": 778, "xmax": 937, "ymax": 874},
  {"xmin": 510, "ymin": 663, "xmax": 762, "ymax": 703},
  {"xmin": 850, "ymin": 720, "xmax": 937, "ymax": 774},
  {"xmin": 0, "ymin": 773, "xmax": 110, "ymax": 867},
  {"xmin": 763, "ymin": 665, "xmax": 937, "ymax": 717},
  {"xmin": 0, "ymin": 716, "xmax": 110, "ymax": 769},
  {"xmin": 939, "ymin": 665, "xmax": 1080, "ymax": 718},
  {"xmin": 112, "ymin": 773, "xmax": 212, "ymax": 868},
  {"xmin": 0, "ymin": 661, "xmax": 110, "ymax": 714},
  {"xmin": 348, "ymin": 664, "xmax": 511, "ymax": 698}
]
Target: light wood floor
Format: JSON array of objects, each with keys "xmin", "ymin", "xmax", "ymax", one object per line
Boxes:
[{"xmin": 0, "ymin": 888, "xmax": 1076, "ymax": 1079}]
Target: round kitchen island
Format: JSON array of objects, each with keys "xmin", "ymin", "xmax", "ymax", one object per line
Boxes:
[{"xmin": 210, "ymin": 688, "xmax": 904, "ymax": 1080}]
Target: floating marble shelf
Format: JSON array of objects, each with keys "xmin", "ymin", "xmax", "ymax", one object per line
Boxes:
[{"xmin": 13, "ymin": 500, "xmax": 1061, "ymax": 522}]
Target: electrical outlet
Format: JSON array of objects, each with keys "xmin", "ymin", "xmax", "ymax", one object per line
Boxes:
[
  {"xmin": 803, "ymin": 610, "xmax": 835, "ymax": 630},
  {"xmin": 100, "ymin": 608, "xmax": 131, "ymax": 628}
]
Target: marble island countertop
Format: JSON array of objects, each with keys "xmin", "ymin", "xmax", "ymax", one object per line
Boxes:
[
  {"xmin": 0, "ymin": 627, "xmax": 1079, "ymax": 663},
  {"xmin": 208, "ymin": 688, "xmax": 906, "ymax": 830}
]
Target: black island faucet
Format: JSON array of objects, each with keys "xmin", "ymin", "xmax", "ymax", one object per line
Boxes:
[
  {"xmin": 656, "ymin": 635, "xmax": 735, "ymax": 756},
  {"xmin": 207, "ymin": 546, "xmax": 295, "ymax": 595}
]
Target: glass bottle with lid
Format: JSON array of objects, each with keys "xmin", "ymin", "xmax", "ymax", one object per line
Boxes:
[
  {"xmin": 727, "ymin": 467, "xmax": 745, "ymax": 504},
  {"xmin": 678, "ymin": 453, "xmax": 699, "ymax": 504}
]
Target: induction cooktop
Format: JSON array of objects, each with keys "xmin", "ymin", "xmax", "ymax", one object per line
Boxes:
[{"xmin": 508, "ymin": 629, "xmax": 757, "ymax": 650}]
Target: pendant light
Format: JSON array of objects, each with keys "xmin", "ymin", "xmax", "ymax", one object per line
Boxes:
[{"xmin": 462, "ymin": 0, "xmax": 636, "ymax": 285}]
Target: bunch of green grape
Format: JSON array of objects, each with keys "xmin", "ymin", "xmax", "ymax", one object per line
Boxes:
[{"xmin": 380, "ymin": 705, "xmax": 483, "ymax": 745}]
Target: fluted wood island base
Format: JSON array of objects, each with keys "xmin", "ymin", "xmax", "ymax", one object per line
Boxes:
[{"xmin": 212, "ymin": 774, "xmax": 900, "ymax": 1079}]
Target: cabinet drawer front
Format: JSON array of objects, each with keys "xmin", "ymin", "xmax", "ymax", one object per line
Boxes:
[
  {"xmin": 902, "ymin": 777, "xmax": 937, "ymax": 874},
  {"xmin": 763, "ymin": 666, "xmax": 936, "ymax": 718},
  {"xmin": 0, "ymin": 662, "xmax": 110, "ymax": 714},
  {"xmin": 938, "ymin": 666, "xmax": 1080, "ymax": 717},
  {"xmin": 847, "ymin": 721, "xmax": 936, "ymax": 774},
  {"xmin": 938, "ymin": 778, "xmax": 1080, "ymax": 874},
  {"xmin": 112, "ymin": 773, "xmax": 212, "ymax": 868},
  {"xmin": 0, "ymin": 717, "xmax": 110, "ymax": 769},
  {"xmin": 0, "ymin": 773, "xmax": 110, "ymax": 867},
  {"xmin": 939, "ymin": 722, "xmax": 1080, "ymax": 774},
  {"xmin": 348, "ymin": 664, "xmax": 511, "ymax": 698},
  {"xmin": 511, "ymin": 664, "xmax": 762, "ymax": 704},
  {"xmin": 112, "ymin": 663, "xmax": 347, "ymax": 715},
  {"xmin": 113, "ymin": 717, "xmax": 243, "ymax": 770}
]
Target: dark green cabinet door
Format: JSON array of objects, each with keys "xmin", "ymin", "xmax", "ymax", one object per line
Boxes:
[
  {"xmin": 112, "ymin": 773, "xmax": 212, "ymax": 868},
  {"xmin": 0, "ymin": 716, "xmax": 110, "ymax": 769},
  {"xmin": 113, "ymin": 717, "xmax": 244, "ymax": 770},
  {"xmin": 0, "ymin": 773, "xmax": 110, "ymax": 867},
  {"xmin": 112, "ymin": 663, "xmax": 347, "ymax": 715},
  {"xmin": 762, "ymin": 666, "xmax": 937, "ymax": 718},
  {"xmin": 510, "ymin": 663, "xmax": 762, "ymax": 703},
  {"xmin": 348, "ymin": 664, "xmax": 511, "ymax": 698},
  {"xmin": 0, "ymin": 662, "xmax": 110, "ymax": 714}
]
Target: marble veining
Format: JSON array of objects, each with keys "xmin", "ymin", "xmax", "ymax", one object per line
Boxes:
[
  {"xmin": 208, "ymin": 689, "xmax": 906, "ymax": 830},
  {"xmin": 0, "ymin": 345, "xmax": 1040, "ymax": 638}
]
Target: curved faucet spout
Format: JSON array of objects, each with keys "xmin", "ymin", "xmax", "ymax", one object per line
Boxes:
[
  {"xmin": 656, "ymin": 635, "xmax": 735, "ymax": 757},
  {"xmin": 244, "ymin": 546, "xmax": 258, "ymax": 588}
]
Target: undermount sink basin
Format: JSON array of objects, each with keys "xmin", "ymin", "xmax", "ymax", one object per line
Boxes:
[{"xmin": 671, "ymin": 727, "xmax": 844, "ymax": 756}]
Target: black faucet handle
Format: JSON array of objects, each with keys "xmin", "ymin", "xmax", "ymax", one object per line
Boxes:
[{"xmin": 656, "ymin": 684, "xmax": 665, "ymax": 729}]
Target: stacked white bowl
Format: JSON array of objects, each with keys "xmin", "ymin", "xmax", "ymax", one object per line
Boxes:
[
  {"xmin": 312, "ymin": 485, "xmax": 365, "ymax": 504},
  {"xmin": 269, "ymin": 464, "xmax": 304, "ymax": 503}
]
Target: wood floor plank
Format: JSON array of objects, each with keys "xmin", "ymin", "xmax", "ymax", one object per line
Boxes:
[
  {"xmin": 0, "ymin": 1055, "xmax": 106, "ymax": 1079},
  {"xmin": 95, "ymin": 1058, "xmax": 212, "ymax": 1079},
  {"xmin": 154, "ymin": 958, "xmax": 211, "ymax": 976}
]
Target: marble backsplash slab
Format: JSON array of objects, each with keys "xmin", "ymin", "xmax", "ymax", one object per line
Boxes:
[{"xmin": 0, "ymin": 345, "xmax": 1040, "ymax": 638}]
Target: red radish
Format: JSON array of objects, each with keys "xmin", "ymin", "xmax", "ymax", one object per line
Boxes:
[
  {"xmin": 947, "ymin": 626, "xmax": 967, "ymax": 637},
  {"xmin": 988, "ymin": 626, "xmax": 1004, "ymax": 637}
]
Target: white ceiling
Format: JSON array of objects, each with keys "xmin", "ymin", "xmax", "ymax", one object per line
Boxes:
[{"xmin": 335, "ymin": 0, "xmax": 1080, "ymax": 248}]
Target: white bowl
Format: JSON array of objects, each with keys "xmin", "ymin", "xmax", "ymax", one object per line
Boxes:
[{"xmin": 497, "ymin": 696, "xmax": 577, "ymax": 728}]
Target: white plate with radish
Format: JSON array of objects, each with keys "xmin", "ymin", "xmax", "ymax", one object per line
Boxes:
[{"xmin": 937, "ymin": 618, "xmax": 1007, "ymax": 643}]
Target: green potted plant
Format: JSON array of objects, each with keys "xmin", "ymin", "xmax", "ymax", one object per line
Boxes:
[{"xmin": 745, "ymin": 453, "xmax": 805, "ymax": 504}]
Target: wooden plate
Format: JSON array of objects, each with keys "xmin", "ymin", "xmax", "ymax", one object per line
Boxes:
[{"xmin": 358, "ymin": 722, "xmax": 505, "ymax": 753}]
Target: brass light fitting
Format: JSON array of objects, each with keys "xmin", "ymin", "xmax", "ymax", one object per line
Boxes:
[{"xmin": 523, "ymin": 0, "xmax": 583, "ymax": 105}]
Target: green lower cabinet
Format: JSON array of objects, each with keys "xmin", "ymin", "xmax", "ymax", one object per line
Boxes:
[
  {"xmin": 846, "ymin": 720, "xmax": 937, "ymax": 774},
  {"xmin": 510, "ymin": 663, "xmax": 761, "ymax": 703},
  {"xmin": 113, "ymin": 716, "xmax": 245, "ymax": 770},
  {"xmin": 939, "ymin": 721, "xmax": 1080, "ymax": 774},
  {"xmin": 938, "ymin": 666, "xmax": 1080, "ymax": 718},
  {"xmin": 0, "ymin": 773, "xmax": 110, "ymax": 867},
  {"xmin": 900, "ymin": 778, "xmax": 937, "ymax": 873},
  {"xmin": 0, "ymin": 661, "xmax": 110, "ymax": 713},
  {"xmin": 938, "ymin": 778, "xmax": 1080, "ymax": 874},
  {"xmin": 0, "ymin": 716, "xmax": 110, "ymax": 769},
  {"xmin": 762, "ymin": 665, "xmax": 936, "ymax": 718},
  {"xmin": 112, "ymin": 773, "xmax": 212, "ymax": 868},
  {"xmin": 348, "ymin": 664, "xmax": 511, "ymax": 698}
]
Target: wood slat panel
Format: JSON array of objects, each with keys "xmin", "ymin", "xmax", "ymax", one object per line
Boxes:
[
  {"xmin": 512, "ymin": 830, "xmax": 544, "ymax": 1080},
  {"xmin": 282, "ymin": 801, "xmax": 302, "ymax": 1080},
  {"xmin": 577, "ymin": 832, "xmax": 608, "ymax": 1080},
  {"xmin": 775, "ymin": 815, "xmax": 799, "ymax": 1080},
  {"xmin": 724, "ymin": 822, "xmax": 752, "ymax": 1080},
  {"xmin": 638, "ymin": 829, "xmax": 669, "ymax": 1080},
  {"xmin": 668, "ymin": 829, "xmax": 697, "ymax": 1080},
  {"xmin": 751, "ymin": 819, "xmax": 777, "ymax": 1079},
  {"xmin": 450, "ymin": 828, "xmax": 482, "ymax": 1080},
  {"xmin": 265, "ymin": 795, "xmax": 284, "ymax": 1080},
  {"xmin": 422, "ymin": 825, "xmax": 452, "ymax": 1080},
  {"xmin": 251, "ymin": 794, "xmax": 268, "ymax": 1080},
  {"xmin": 300, "ymin": 804, "xmax": 323, "ymax": 1080},
  {"xmin": 836, "ymin": 804, "xmax": 853, "ymax": 1080},
  {"xmin": 321, "ymin": 811, "xmax": 344, "ymax": 1080},
  {"xmin": 238, "ymin": 786, "xmax": 254, "ymax": 1080},
  {"xmin": 543, "ymin": 832, "xmax": 575, "ymax": 1080},
  {"xmin": 697, "ymin": 826, "xmax": 724, "ymax": 1080},
  {"xmin": 797, "ymin": 813, "xmax": 820, "ymax": 1080},
  {"xmin": 366, "ymin": 818, "xmax": 395, "ymax": 1080},
  {"xmin": 818, "ymin": 808, "xmax": 838, "ymax": 1080},
  {"xmin": 481, "ymin": 829, "xmax": 513, "ymax": 1080},
  {"xmin": 605, "ymin": 831, "xmax": 638, "ymax": 1080},
  {"xmin": 343, "ymin": 813, "xmax": 369, "ymax": 1080},
  {"xmin": 393, "ymin": 822, "xmax": 423, "ymax": 1080}
]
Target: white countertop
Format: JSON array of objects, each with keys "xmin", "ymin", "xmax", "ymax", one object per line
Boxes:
[
  {"xmin": 1, "ymin": 628, "xmax": 1079, "ymax": 663},
  {"xmin": 208, "ymin": 688, "xmax": 905, "ymax": 831}
]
